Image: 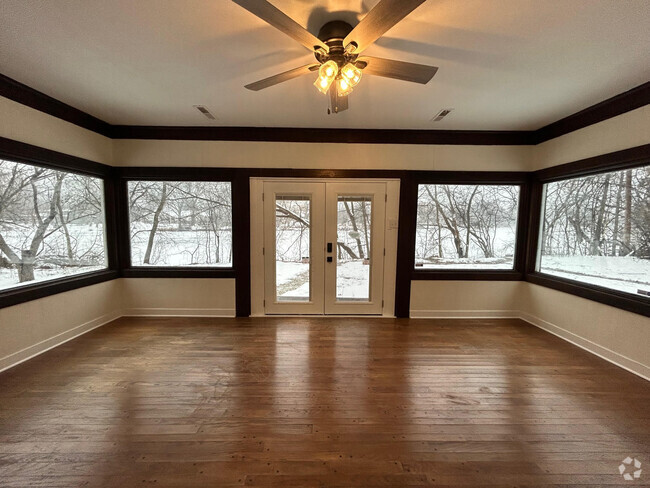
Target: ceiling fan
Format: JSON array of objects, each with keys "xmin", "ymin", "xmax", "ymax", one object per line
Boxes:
[{"xmin": 233, "ymin": 0, "xmax": 438, "ymax": 114}]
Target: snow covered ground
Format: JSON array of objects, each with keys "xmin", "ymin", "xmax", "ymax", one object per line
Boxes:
[
  {"xmin": 416, "ymin": 258, "xmax": 514, "ymax": 270},
  {"xmin": 0, "ymin": 223, "xmax": 106, "ymax": 291},
  {"xmin": 0, "ymin": 265, "xmax": 105, "ymax": 291},
  {"xmin": 130, "ymin": 227, "xmax": 232, "ymax": 267},
  {"xmin": 276, "ymin": 260, "xmax": 370, "ymax": 300},
  {"xmin": 539, "ymin": 255, "xmax": 650, "ymax": 295},
  {"xmin": 414, "ymin": 226, "xmax": 517, "ymax": 269}
]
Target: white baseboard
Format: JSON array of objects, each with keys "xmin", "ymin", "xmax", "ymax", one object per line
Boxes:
[
  {"xmin": 0, "ymin": 310, "xmax": 122, "ymax": 373},
  {"xmin": 519, "ymin": 311, "xmax": 650, "ymax": 382},
  {"xmin": 122, "ymin": 308, "xmax": 236, "ymax": 318},
  {"xmin": 410, "ymin": 310, "xmax": 520, "ymax": 319}
]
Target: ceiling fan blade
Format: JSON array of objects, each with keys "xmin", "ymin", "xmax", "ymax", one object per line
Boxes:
[
  {"xmin": 245, "ymin": 64, "xmax": 319, "ymax": 91},
  {"xmin": 233, "ymin": 0, "xmax": 328, "ymax": 52},
  {"xmin": 357, "ymin": 56, "xmax": 438, "ymax": 84},
  {"xmin": 329, "ymin": 88, "xmax": 349, "ymax": 113},
  {"xmin": 343, "ymin": 0, "xmax": 426, "ymax": 54}
]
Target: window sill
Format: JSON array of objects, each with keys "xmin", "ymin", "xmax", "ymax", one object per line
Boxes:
[
  {"xmin": 122, "ymin": 267, "xmax": 236, "ymax": 279},
  {"xmin": 526, "ymin": 272, "xmax": 649, "ymax": 317},
  {"xmin": 412, "ymin": 270, "xmax": 522, "ymax": 281},
  {"xmin": 0, "ymin": 269, "xmax": 119, "ymax": 309}
]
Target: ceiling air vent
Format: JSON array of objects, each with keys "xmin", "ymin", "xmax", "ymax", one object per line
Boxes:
[
  {"xmin": 193, "ymin": 105, "xmax": 216, "ymax": 120},
  {"xmin": 432, "ymin": 108, "xmax": 453, "ymax": 122}
]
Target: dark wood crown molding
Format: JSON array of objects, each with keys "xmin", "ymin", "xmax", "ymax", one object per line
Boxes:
[
  {"xmin": 533, "ymin": 81, "xmax": 650, "ymax": 144},
  {"xmin": 0, "ymin": 136, "xmax": 113, "ymax": 177},
  {"xmin": 0, "ymin": 73, "xmax": 113, "ymax": 138},
  {"xmin": 0, "ymin": 71, "xmax": 648, "ymax": 145},
  {"xmin": 110, "ymin": 126, "xmax": 532, "ymax": 145}
]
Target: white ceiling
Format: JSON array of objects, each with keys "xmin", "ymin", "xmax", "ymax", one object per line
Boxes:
[{"xmin": 0, "ymin": 0, "xmax": 649, "ymax": 130}]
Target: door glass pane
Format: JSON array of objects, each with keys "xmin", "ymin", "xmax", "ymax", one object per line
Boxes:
[
  {"xmin": 275, "ymin": 196, "xmax": 311, "ymax": 302},
  {"xmin": 336, "ymin": 196, "xmax": 372, "ymax": 301}
]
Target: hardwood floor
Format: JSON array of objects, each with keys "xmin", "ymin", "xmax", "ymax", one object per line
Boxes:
[{"xmin": 0, "ymin": 317, "xmax": 648, "ymax": 487}]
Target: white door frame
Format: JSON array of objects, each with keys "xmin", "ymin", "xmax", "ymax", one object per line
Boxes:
[{"xmin": 250, "ymin": 177, "xmax": 400, "ymax": 317}]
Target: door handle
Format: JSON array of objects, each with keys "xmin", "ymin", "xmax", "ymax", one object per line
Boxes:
[
  {"xmin": 327, "ymin": 242, "xmax": 333, "ymax": 253},
  {"xmin": 327, "ymin": 256, "xmax": 333, "ymax": 263}
]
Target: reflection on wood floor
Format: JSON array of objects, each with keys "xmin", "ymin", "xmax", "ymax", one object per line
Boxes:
[{"xmin": 0, "ymin": 317, "xmax": 648, "ymax": 487}]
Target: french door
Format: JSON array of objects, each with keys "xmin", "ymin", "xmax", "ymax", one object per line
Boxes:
[{"xmin": 263, "ymin": 181, "xmax": 386, "ymax": 315}]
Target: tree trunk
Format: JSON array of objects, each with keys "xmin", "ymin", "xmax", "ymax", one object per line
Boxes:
[
  {"xmin": 434, "ymin": 186, "xmax": 443, "ymax": 258},
  {"xmin": 343, "ymin": 200, "xmax": 364, "ymax": 259},
  {"xmin": 18, "ymin": 249, "xmax": 35, "ymax": 282},
  {"xmin": 56, "ymin": 196, "xmax": 74, "ymax": 259},
  {"xmin": 360, "ymin": 200, "xmax": 370, "ymax": 258},
  {"xmin": 591, "ymin": 174, "xmax": 610, "ymax": 255},
  {"xmin": 623, "ymin": 169, "xmax": 632, "ymax": 251},
  {"xmin": 143, "ymin": 182, "xmax": 168, "ymax": 264},
  {"xmin": 612, "ymin": 172, "xmax": 624, "ymax": 256}
]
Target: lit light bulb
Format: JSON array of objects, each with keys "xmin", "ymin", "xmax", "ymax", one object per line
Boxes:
[
  {"xmin": 314, "ymin": 60, "xmax": 339, "ymax": 95},
  {"xmin": 314, "ymin": 74, "xmax": 334, "ymax": 94},
  {"xmin": 340, "ymin": 63, "xmax": 362, "ymax": 87},
  {"xmin": 337, "ymin": 77, "xmax": 353, "ymax": 96},
  {"xmin": 318, "ymin": 60, "xmax": 338, "ymax": 80}
]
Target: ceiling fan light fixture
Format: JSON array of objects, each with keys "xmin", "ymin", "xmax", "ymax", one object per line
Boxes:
[
  {"xmin": 340, "ymin": 63, "xmax": 362, "ymax": 87},
  {"xmin": 336, "ymin": 77, "xmax": 353, "ymax": 97}
]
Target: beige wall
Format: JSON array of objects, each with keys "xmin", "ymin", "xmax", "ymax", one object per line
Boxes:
[
  {"xmin": 0, "ymin": 96, "xmax": 113, "ymax": 165},
  {"xmin": 0, "ymin": 95, "xmax": 117, "ymax": 371},
  {"xmin": 113, "ymin": 139, "xmax": 531, "ymax": 171},
  {"xmin": 0, "ymin": 280, "xmax": 122, "ymax": 371},
  {"xmin": 532, "ymin": 105, "xmax": 650, "ymax": 170},
  {"xmin": 519, "ymin": 283, "xmax": 649, "ymax": 378},
  {"xmin": 121, "ymin": 278, "xmax": 235, "ymax": 317},
  {"xmin": 410, "ymin": 281, "xmax": 523, "ymax": 318}
]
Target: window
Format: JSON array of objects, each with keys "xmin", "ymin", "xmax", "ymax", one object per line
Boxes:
[
  {"xmin": 127, "ymin": 181, "xmax": 232, "ymax": 267},
  {"xmin": 0, "ymin": 159, "xmax": 107, "ymax": 291},
  {"xmin": 537, "ymin": 165, "xmax": 650, "ymax": 296},
  {"xmin": 415, "ymin": 184, "xmax": 520, "ymax": 269}
]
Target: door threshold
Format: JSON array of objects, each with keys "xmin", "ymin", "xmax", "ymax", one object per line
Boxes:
[{"xmin": 252, "ymin": 314, "xmax": 394, "ymax": 318}]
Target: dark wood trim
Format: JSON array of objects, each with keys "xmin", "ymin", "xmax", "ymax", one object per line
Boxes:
[
  {"xmin": 102, "ymin": 172, "xmax": 120, "ymax": 271},
  {"xmin": 116, "ymin": 167, "xmax": 240, "ymax": 180},
  {"xmin": 533, "ymin": 143, "xmax": 650, "ymax": 182},
  {"xmin": 412, "ymin": 171, "xmax": 529, "ymax": 184},
  {"xmin": 514, "ymin": 174, "xmax": 532, "ymax": 274},
  {"xmin": 524, "ymin": 179, "xmax": 544, "ymax": 276},
  {"xmin": 112, "ymin": 126, "xmax": 532, "ymax": 145},
  {"xmin": 412, "ymin": 271, "xmax": 523, "ymax": 281},
  {"xmin": 114, "ymin": 178, "xmax": 131, "ymax": 270},
  {"xmin": 527, "ymin": 272, "xmax": 649, "ymax": 318},
  {"xmin": 232, "ymin": 173, "xmax": 251, "ymax": 317},
  {"xmin": 0, "ymin": 73, "xmax": 113, "ymax": 138},
  {"xmin": 122, "ymin": 268, "xmax": 236, "ymax": 279},
  {"xmin": 534, "ymin": 82, "xmax": 650, "ymax": 144},
  {"xmin": 0, "ymin": 136, "xmax": 112, "ymax": 177},
  {"xmin": 0, "ymin": 270, "xmax": 119, "ymax": 309},
  {"xmin": 394, "ymin": 173, "xmax": 417, "ymax": 317}
]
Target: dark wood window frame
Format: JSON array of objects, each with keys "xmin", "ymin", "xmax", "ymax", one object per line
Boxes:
[
  {"xmin": 409, "ymin": 171, "xmax": 531, "ymax": 281},
  {"xmin": 0, "ymin": 137, "xmax": 119, "ymax": 309},
  {"xmin": 116, "ymin": 167, "xmax": 238, "ymax": 279},
  {"xmin": 525, "ymin": 144, "xmax": 650, "ymax": 317}
]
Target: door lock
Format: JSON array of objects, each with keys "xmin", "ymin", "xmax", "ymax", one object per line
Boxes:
[
  {"xmin": 327, "ymin": 256, "xmax": 333, "ymax": 263},
  {"xmin": 327, "ymin": 242, "xmax": 333, "ymax": 253}
]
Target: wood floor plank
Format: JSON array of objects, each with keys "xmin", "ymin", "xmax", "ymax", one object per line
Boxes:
[{"xmin": 0, "ymin": 316, "xmax": 648, "ymax": 486}]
